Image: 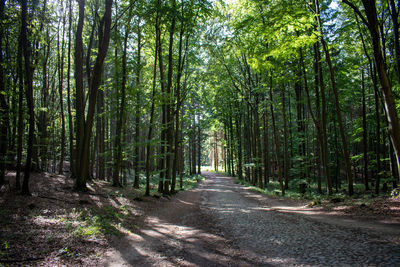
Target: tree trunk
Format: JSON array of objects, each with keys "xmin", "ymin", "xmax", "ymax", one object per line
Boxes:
[
  {"xmin": 67, "ymin": 0, "xmax": 75, "ymax": 177},
  {"xmin": 113, "ymin": 14, "xmax": 131, "ymax": 187},
  {"xmin": 171, "ymin": 26, "xmax": 186, "ymax": 193},
  {"xmin": 236, "ymin": 107, "xmax": 243, "ymax": 180},
  {"xmin": 179, "ymin": 110, "xmax": 185, "ymax": 189},
  {"xmin": 156, "ymin": 0, "xmax": 166, "ymax": 193},
  {"xmin": 263, "ymin": 111, "xmax": 270, "ymax": 187},
  {"xmin": 133, "ymin": 17, "xmax": 142, "ymax": 189},
  {"xmin": 363, "ymin": 0, "xmax": 400, "ymax": 183},
  {"xmin": 311, "ymin": 43, "xmax": 323, "ymax": 194},
  {"xmin": 75, "ymin": 0, "xmax": 113, "ymax": 191},
  {"xmin": 74, "ymin": 0, "xmax": 86, "ymax": 190},
  {"xmin": 317, "ymin": 41, "xmax": 331, "ymax": 195},
  {"xmin": 361, "ymin": 67, "xmax": 369, "ymax": 191},
  {"xmin": 269, "ymin": 73, "xmax": 285, "ymax": 196},
  {"xmin": 316, "ymin": 0, "xmax": 352, "ymax": 195},
  {"xmin": 282, "ymin": 88, "xmax": 289, "ymax": 189},
  {"xmin": 0, "ymin": 0, "xmax": 8, "ymax": 186},
  {"xmin": 343, "ymin": 0, "xmax": 400, "ymax": 185},
  {"xmin": 163, "ymin": 0, "xmax": 177, "ymax": 195},
  {"xmin": 192, "ymin": 117, "xmax": 197, "ymax": 175},
  {"xmin": 58, "ymin": 11, "xmax": 66, "ymax": 174},
  {"xmin": 198, "ymin": 123, "xmax": 201, "ymax": 174},
  {"xmin": 16, "ymin": 12, "xmax": 24, "ymax": 190},
  {"xmin": 389, "ymin": 0, "xmax": 400, "ymax": 84},
  {"xmin": 96, "ymin": 90, "xmax": 105, "ymax": 180},
  {"xmin": 21, "ymin": 0, "xmax": 35, "ymax": 195},
  {"xmin": 38, "ymin": 33, "xmax": 49, "ymax": 171}
]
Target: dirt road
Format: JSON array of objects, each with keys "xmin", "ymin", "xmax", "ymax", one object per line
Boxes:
[{"xmin": 104, "ymin": 172, "xmax": 400, "ymax": 266}]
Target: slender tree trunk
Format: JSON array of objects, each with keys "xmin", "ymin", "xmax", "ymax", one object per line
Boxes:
[
  {"xmin": 75, "ymin": 0, "xmax": 113, "ymax": 191},
  {"xmin": 361, "ymin": 67, "xmax": 369, "ymax": 191},
  {"xmin": 58, "ymin": 10, "xmax": 66, "ymax": 174},
  {"xmin": 156, "ymin": 0, "xmax": 166, "ymax": 192},
  {"xmin": 67, "ymin": 0, "xmax": 75, "ymax": 177},
  {"xmin": 163, "ymin": 0, "xmax": 177, "ymax": 195},
  {"xmin": 316, "ymin": 0, "xmax": 352, "ymax": 195},
  {"xmin": 21, "ymin": 0, "xmax": 35, "ymax": 195},
  {"xmin": 38, "ymin": 35, "xmax": 49, "ymax": 171},
  {"xmin": 225, "ymin": 126, "xmax": 231, "ymax": 176},
  {"xmin": 356, "ymin": 11, "xmax": 381, "ymax": 193},
  {"xmin": 343, "ymin": 0, "xmax": 400, "ymax": 184},
  {"xmin": 263, "ymin": 111, "xmax": 270, "ymax": 187},
  {"xmin": 198, "ymin": 123, "xmax": 201, "ymax": 174},
  {"xmin": 282, "ymin": 88, "xmax": 289, "ymax": 189},
  {"xmin": 192, "ymin": 116, "xmax": 197, "ymax": 175},
  {"xmin": 113, "ymin": 14, "xmax": 131, "ymax": 187},
  {"xmin": 96, "ymin": 90, "xmax": 105, "ymax": 180},
  {"xmin": 145, "ymin": 28, "xmax": 159, "ymax": 196},
  {"xmin": 214, "ymin": 131, "xmax": 218, "ymax": 171},
  {"xmin": 364, "ymin": 0, "xmax": 400, "ymax": 183},
  {"xmin": 236, "ymin": 108, "xmax": 243, "ymax": 180},
  {"xmin": 16, "ymin": 14, "xmax": 24, "ymax": 190},
  {"xmin": 133, "ymin": 17, "xmax": 142, "ymax": 189},
  {"xmin": 389, "ymin": 0, "xmax": 400, "ymax": 84},
  {"xmin": 179, "ymin": 110, "xmax": 185, "ymax": 189},
  {"xmin": 74, "ymin": 0, "xmax": 86, "ymax": 189},
  {"xmin": 317, "ymin": 41, "xmax": 331, "ymax": 194},
  {"xmin": 171, "ymin": 26, "xmax": 186, "ymax": 193},
  {"xmin": 305, "ymin": 45, "xmax": 323, "ymax": 193},
  {"xmin": 269, "ymin": 73, "xmax": 285, "ymax": 196},
  {"xmin": 0, "ymin": 0, "xmax": 8, "ymax": 185}
]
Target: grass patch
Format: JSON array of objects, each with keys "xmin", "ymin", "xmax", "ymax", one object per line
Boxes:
[
  {"xmin": 181, "ymin": 174, "xmax": 205, "ymax": 190},
  {"xmin": 234, "ymin": 174, "xmax": 392, "ymax": 202},
  {"xmin": 60, "ymin": 205, "xmax": 127, "ymax": 238}
]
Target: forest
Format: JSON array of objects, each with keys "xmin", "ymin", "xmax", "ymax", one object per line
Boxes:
[
  {"xmin": 2, "ymin": 0, "xmax": 400, "ymax": 197},
  {"xmin": 1, "ymin": 0, "xmax": 400, "ymax": 265}
]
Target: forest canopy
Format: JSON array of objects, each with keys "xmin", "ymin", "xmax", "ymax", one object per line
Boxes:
[{"xmin": 1, "ymin": 0, "xmax": 400, "ymax": 198}]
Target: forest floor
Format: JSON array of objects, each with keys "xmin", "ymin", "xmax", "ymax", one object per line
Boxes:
[{"xmin": 0, "ymin": 171, "xmax": 400, "ymax": 266}]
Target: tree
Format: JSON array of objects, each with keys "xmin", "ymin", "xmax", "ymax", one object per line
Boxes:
[{"xmin": 74, "ymin": 0, "xmax": 113, "ymax": 191}]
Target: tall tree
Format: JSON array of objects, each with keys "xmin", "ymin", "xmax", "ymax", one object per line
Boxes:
[
  {"xmin": 0, "ymin": 0, "xmax": 8, "ymax": 186},
  {"xmin": 343, "ymin": 0, "xmax": 400, "ymax": 183},
  {"xmin": 21, "ymin": 0, "xmax": 35, "ymax": 195},
  {"xmin": 74, "ymin": 0, "xmax": 113, "ymax": 191}
]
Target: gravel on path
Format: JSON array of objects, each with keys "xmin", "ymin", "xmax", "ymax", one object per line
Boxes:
[
  {"xmin": 201, "ymin": 172, "xmax": 400, "ymax": 266},
  {"xmin": 104, "ymin": 171, "xmax": 400, "ymax": 267}
]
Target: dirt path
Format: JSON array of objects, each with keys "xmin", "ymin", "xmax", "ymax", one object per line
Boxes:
[{"xmin": 103, "ymin": 172, "xmax": 400, "ymax": 266}]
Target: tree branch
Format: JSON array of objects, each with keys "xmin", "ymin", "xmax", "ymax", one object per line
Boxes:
[{"xmin": 342, "ymin": 0, "xmax": 369, "ymax": 28}]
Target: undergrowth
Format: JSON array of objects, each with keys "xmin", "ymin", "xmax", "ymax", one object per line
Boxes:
[
  {"xmin": 60, "ymin": 173, "xmax": 204, "ymax": 238},
  {"xmin": 234, "ymin": 175, "xmax": 392, "ymax": 204}
]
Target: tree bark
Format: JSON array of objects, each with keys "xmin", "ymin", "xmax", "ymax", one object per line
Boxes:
[
  {"xmin": 0, "ymin": 0, "xmax": 8, "ymax": 186},
  {"xmin": 389, "ymin": 0, "xmax": 400, "ymax": 84},
  {"xmin": 145, "ymin": 34, "xmax": 158, "ymax": 196},
  {"xmin": 67, "ymin": 0, "xmax": 75, "ymax": 177},
  {"xmin": 343, "ymin": 0, "xmax": 400, "ymax": 185},
  {"xmin": 361, "ymin": 67, "xmax": 369, "ymax": 191},
  {"xmin": 171, "ymin": 26, "xmax": 186, "ymax": 193},
  {"xmin": 282, "ymin": 88, "xmax": 289, "ymax": 190},
  {"xmin": 163, "ymin": 0, "xmax": 177, "ymax": 195},
  {"xmin": 133, "ymin": 17, "xmax": 142, "ymax": 189},
  {"xmin": 263, "ymin": 111, "xmax": 270, "ymax": 187},
  {"xmin": 58, "ymin": 9, "xmax": 66, "ymax": 174},
  {"xmin": 269, "ymin": 73, "xmax": 285, "ymax": 196},
  {"xmin": 113, "ymin": 13, "xmax": 131, "ymax": 187},
  {"xmin": 21, "ymin": 0, "xmax": 35, "ymax": 195},
  {"xmin": 75, "ymin": 0, "xmax": 113, "ymax": 191},
  {"xmin": 317, "ymin": 0, "xmax": 352, "ymax": 195}
]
